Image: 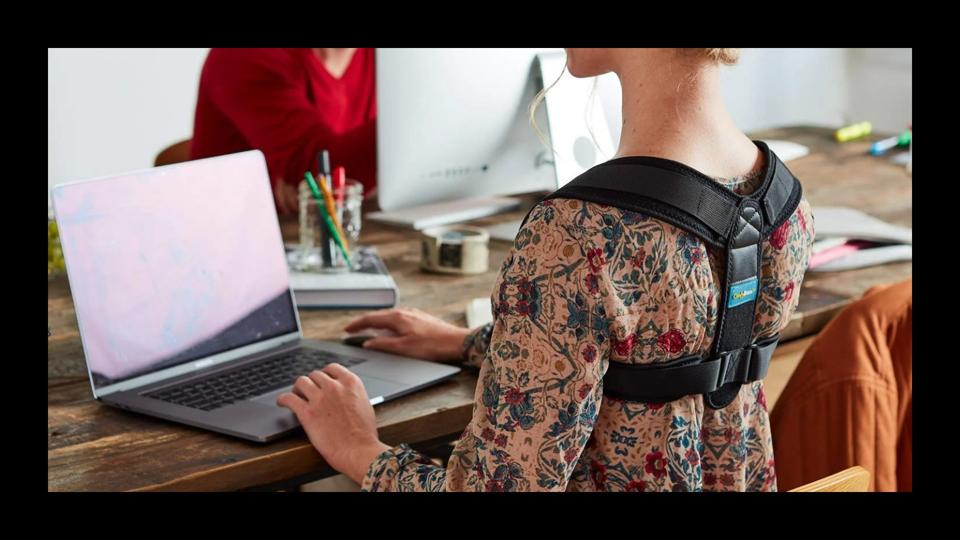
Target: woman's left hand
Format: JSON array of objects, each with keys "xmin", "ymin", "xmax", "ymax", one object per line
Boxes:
[{"xmin": 277, "ymin": 363, "xmax": 390, "ymax": 484}]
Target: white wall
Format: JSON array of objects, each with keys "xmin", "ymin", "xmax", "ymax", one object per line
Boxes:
[
  {"xmin": 48, "ymin": 48, "xmax": 209, "ymax": 206},
  {"xmin": 598, "ymin": 48, "xmax": 911, "ymax": 144},
  {"xmin": 48, "ymin": 48, "xmax": 912, "ymax": 209},
  {"xmin": 722, "ymin": 48, "xmax": 851, "ymax": 132},
  {"xmin": 846, "ymin": 48, "xmax": 912, "ymax": 132}
]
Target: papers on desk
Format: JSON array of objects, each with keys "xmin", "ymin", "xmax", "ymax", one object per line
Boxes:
[
  {"xmin": 763, "ymin": 140, "xmax": 810, "ymax": 162},
  {"xmin": 807, "ymin": 206, "xmax": 912, "ymax": 272},
  {"xmin": 466, "ymin": 297, "xmax": 494, "ymax": 328}
]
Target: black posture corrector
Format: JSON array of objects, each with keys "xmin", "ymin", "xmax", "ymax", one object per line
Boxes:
[{"xmin": 521, "ymin": 141, "xmax": 802, "ymax": 409}]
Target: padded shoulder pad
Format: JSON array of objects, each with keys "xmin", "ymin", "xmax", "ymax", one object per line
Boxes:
[{"xmin": 528, "ymin": 141, "xmax": 803, "ymax": 249}]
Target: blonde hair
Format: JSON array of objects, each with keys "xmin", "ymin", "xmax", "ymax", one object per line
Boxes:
[
  {"xmin": 527, "ymin": 59, "xmax": 603, "ymax": 156},
  {"xmin": 527, "ymin": 59, "xmax": 567, "ymax": 151},
  {"xmin": 685, "ymin": 48, "xmax": 741, "ymax": 65}
]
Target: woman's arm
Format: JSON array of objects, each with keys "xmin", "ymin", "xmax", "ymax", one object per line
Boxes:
[
  {"xmin": 360, "ymin": 202, "xmax": 612, "ymax": 491},
  {"xmin": 753, "ymin": 199, "xmax": 815, "ymax": 338},
  {"xmin": 460, "ymin": 322, "xmax": 493, "ymax": 369}
]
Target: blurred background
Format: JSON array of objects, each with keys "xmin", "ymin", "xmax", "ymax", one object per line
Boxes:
[{"xmin": 48, "ymin": 48, "xmax": 912, "ymax": 206}]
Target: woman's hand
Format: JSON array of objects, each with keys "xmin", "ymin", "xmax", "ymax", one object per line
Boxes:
[
  {"xmin": 344, "ymin": 307, "xmax": 471, "ymax": 362},
  {"xmin": 276, "ymin": 363, "xmax": 390, "ymax": 484}
]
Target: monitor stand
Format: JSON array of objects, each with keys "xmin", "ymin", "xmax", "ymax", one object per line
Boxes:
[{"xmin": 366, "ymin": 195, "xmax": 522, "ymax": 230}]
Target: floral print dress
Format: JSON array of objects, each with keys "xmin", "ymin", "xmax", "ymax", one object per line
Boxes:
[{"xmin": 361, "ymin": 162, "xmax": 815, "ymax": 492}]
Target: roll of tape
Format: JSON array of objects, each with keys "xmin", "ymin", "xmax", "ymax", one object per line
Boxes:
[{"xmin": 420, "ymin": 225, "xmax": 490, "ymax": 275}]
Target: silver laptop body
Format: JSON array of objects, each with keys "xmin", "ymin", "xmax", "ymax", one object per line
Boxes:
[{"xmin": 52, "ymin": 150, "xmax": 460, "ymax": 442}]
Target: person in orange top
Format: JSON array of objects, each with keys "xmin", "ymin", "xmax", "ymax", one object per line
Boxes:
[{"xmin": 770, "ymin": 279, "xmax": 912, "ymax": 491}]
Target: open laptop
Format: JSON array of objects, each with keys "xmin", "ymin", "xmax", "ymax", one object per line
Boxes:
[{"xmin": 52, "ymin": 150, "xmax": 460, "ymax": 442}]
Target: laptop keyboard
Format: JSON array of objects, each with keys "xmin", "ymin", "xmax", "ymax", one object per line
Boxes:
[{"xmin": 145, "ymin": 349, "xmax": 367, "ymax": 412}]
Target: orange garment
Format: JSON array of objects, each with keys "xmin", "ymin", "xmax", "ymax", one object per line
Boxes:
[{"xmin": 770, "ymin": 279, "xmax": 912, "ymax": 491}]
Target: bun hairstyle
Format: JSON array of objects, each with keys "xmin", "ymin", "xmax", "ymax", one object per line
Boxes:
[{"xmin": 683, "ymin": 48, "xmax": 741, "ymax": 65}]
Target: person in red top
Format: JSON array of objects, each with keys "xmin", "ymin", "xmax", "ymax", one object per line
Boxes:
[{"xmin": 190, "ymin": 48, "xmax": 377, "ymax": 215}]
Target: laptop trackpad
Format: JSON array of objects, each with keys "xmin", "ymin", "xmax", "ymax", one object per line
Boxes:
[
  {"xmin": 359, "ymin": 376, "xmax": 406, "ymax": 402},
  {"xmin": 251, "ymin": 376, "xmax": 404, "ymax": 407}
]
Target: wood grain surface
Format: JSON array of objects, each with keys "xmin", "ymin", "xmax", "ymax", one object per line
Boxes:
[{"xmin": 48, "ymin": 126, "xmax": 911, "ymax": 491}]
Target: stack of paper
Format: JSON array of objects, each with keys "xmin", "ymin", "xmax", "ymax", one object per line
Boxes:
[{"xmin": 807, "ymin": 207, "xmax": 911, "ymax": 272}]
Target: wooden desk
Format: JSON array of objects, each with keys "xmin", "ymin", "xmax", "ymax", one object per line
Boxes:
[{"xmin": 47, "ymin": 126, "xmax": 912, "ymax": 491}]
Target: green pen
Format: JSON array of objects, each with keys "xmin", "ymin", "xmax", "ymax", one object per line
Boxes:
[
  {"xmin": 870, "ymin": 130, "xmax": 912, "ymax": 156},
  {"xmin": 304, "ymin": 171, "xmax": 352, "ymax": 269}
]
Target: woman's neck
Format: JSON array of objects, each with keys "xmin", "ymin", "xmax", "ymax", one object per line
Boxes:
[
  {"xmin": 312, "ymin": 48, "xmax": 357, "ymax": 79},
  {"xmin": 614, "ymin": 58, "xmax": 762, "ymax": 180}
]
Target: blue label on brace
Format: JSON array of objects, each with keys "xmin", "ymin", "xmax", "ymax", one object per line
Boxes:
[{"xmin": 727, "ymin": 277, "xmax": 759, "ymax": 308}]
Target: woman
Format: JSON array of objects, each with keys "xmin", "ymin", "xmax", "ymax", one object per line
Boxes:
[
  {"xmin": 771, "ymin": 279, "xmax": 912, "ymax": 491},
  {"xmin": 190, "ymin": 48, "xmax": 377, "ymax": 215},
  {"xmin": 277, "ymin": 48, "xmax": 815, "ymax": 491}
]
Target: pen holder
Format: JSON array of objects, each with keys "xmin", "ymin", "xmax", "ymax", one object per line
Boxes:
[
  {"xmin": 339, "ymin": 179, "xmax": 364, "ymax": 252},
  {"xmin": 318, "ymin": 213, "xmax": 350, "ymax": 273},
  {"xmin": 297, "ymin": 181, "xmax": 348, "ymax": 273}
]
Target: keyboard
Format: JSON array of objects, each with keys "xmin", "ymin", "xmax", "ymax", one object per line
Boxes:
[{"xmin": 145, "ymin": 349, "xmax": 367, "ymax": 412}]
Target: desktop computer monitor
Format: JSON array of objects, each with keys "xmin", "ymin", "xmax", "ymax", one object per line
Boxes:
[{"xmin": 373, "ymin": 48, "xmax": 616, "ymax": 229}]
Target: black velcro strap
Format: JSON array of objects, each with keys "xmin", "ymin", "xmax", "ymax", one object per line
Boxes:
[
  {"xmin": 527, "ymin": 140, "xmax": 802, "ymax": 406},
  {"xmin": 602, "ymin": 335, "xmax": 779, "ymax": 403},
  {"xmin": 760, "ymin": 156, "xmax": 794, "ymax": 230},
  {"xmin": 557, "ymin": 161, "xmax": 739, "ymax": 242},
  {"xmin": 714, "ymin": 201, "xmax": 763, "ymax": 355},
  {"xmin": 603, "ymin": 354, "xmax": 722, "ymax": 403},
  {"xmin": 718, "ymin": 335, "xmax": 778, "ymax": 386},
  {"xmin": 528, "ymin": 141, "xmax": 802, "ymax": 250},
  {"xmin": 705, "ymin": 200, "xmax": 764, "ymax": 409}
]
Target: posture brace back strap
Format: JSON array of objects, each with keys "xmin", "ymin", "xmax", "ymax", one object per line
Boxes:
[{"xmin": 525, "ymin": 141, "xmax": 802, "ymax": 409}]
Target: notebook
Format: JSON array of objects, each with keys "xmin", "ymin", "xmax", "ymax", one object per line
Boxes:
[
  {"xmin": 762, "ymin": 139, "xmax": 810, "ymax": 162},
  {"xmin": 287, "ymin": 246, "xmax": 399, "ymax": 308},
  {"xmin": 466, "ymin": 297, "xmax": 494, "ymax": 328},
  {"xmin": 807, "ymin": 207, "xmax": 912, "ymax": 272}
]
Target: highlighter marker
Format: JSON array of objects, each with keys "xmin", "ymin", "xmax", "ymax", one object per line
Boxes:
[
  {"xmin": 835, "ymin": 122, "xmax": 872, "ymax": 143},
  {"xmin": 870, "ymin": 130, "xmax": 912, "ymax": 156}
]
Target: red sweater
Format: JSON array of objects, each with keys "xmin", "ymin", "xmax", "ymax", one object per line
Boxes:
[{"xmin": 190, "ymin": 48, "xmax": 377, "ymax": 199}]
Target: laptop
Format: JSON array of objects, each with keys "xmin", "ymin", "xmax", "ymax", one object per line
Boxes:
[{"xmin": 52, "ymin": 150, "xmax": 460, "ymax": 442}]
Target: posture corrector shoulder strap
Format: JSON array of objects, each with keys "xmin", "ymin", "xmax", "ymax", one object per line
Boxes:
[{"xmin": 525, "ymin": 141, "xmax": 802, "ymax": 409}]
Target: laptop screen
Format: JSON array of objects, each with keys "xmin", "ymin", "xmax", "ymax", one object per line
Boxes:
[{"xmin": 53, "ymin": 151, "xmax": 299, "ymax": 390}]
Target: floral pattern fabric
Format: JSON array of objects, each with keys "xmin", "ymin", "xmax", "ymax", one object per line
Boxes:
[{"xmin": 362, "ymin": 169, "xmax": 814, "ymax": 492}]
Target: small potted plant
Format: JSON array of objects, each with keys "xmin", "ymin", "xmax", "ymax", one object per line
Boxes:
[{"xmin": 48, "ymin": 218, "xmax": 65, "ymax": 278}]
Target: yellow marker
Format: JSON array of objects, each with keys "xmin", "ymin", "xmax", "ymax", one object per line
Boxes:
[
  {"xmin": 835, "ymin": 121, "xmax": 872, "ymax": 142},
  {"xmin": 304, "ymin": 172, "xmax": 352, "ymax": 268},
  {"xmin": 311, "ymin": 172, "xmax": 350, "ymax": 251}
]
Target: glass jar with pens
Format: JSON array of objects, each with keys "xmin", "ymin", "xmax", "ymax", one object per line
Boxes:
[{"xmin": 295, "ymin": 162, "xmax": 363, "ymax": 273}]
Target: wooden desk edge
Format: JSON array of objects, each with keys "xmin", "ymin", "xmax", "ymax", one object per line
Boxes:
[{"xmin": 126, "ymin": 402, "xmax": 475, "ymax": 492}]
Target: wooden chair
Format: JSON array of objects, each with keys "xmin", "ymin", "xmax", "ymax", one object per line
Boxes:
[
  {"xmin": 788, "ymin": 466, "xmax": 871, "ymax": 492},
  {"xmin": 154, "ymin": 139, "xmax": 192, "ymax": 167}
]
